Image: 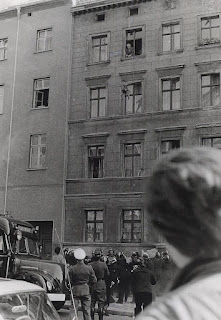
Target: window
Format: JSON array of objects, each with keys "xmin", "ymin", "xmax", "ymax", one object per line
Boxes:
[
  {"xmin": 122, "ymin": 209, "xmax": 142, "ymax": 242},
  {"xmin": 33, "ymin": 78, "xmax": 50, "ymax": 109},
  {"xmin": 129, "ymin": 7, "xmax": 138, "ymax": 16},
  {"xmin": 0, "ymin": 38, "xmax": 8, "ymax": 61},
  {"xmin": 36, "ymin": 28, "xmax": 52, "ymax": 52},
  {"xmin": 124, "ymin": 82, "xmax": 142, "ymax": 114},
  {"xmin": 201, "ymin": 74, "xmax": 220, "ymax": 107},
  {"xmin": 88, "ymin": 146, "xmax": 104, "ymax": 178},
  {"xmin": 125, "ymin": 28, "xmax": 143, "ymax": 58},
  {"xmin": 91, "ymin": 34, "xmax": 108, "ymax": 63},
  {"xmin": 96, "ymin": 13, "xmax": 105, "ymax": 21},
  {"xmin": 202, "ymin": 137, "xmax": 221, "ymax": 149},
  {"xmin": 85, "ymin": 210, "xmax": 103, "ymax": 242},
  {"xmin": 90, "ymin": 87, "xmax": 106, "ymax": 117},
  {"xmin": 29, "ymin": 134, "xmax": 46, "ymax": 169},
  {"xmin": 124, "ymin": 143, "xmax": 141, "ymax": 177},
  {"xmin": 0, "ymin": 85, "xmax": 4, "ymax": 115},
  {"xmin": 161, "ymin": 139, "xmax": 180, "ymax": 155},
  {"xmin": 200, "ymin": 16, "xmax": 220, "ymax": 45},
  {"xmin": 162, "ymin": 77, "xmax": 181, "ymax": 110},
  {"xmin": 162, "ymin": 22, "xmax": 181, "ymax": 52}
]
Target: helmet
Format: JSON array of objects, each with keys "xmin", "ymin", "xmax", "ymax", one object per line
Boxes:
[
  {"xmin": 94, "ymin": 248, "xmax": 102, "ymax": 256},
  {"xmin": 74, "ymin": 248, "xmax": 86, "ymax": 260}
]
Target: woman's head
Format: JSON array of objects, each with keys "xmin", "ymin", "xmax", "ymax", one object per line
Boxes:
[{"xmin": 146, "ymin": 147, "xmax": 221, "ymax": 261}]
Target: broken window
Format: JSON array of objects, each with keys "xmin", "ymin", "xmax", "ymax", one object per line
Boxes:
[
  {"xmin": 202, "ymin": 137, "xmax": 221, "ymax": 149},
  {"xmin": 36, "ymin": 28, "xmax": 52, "ymax": 52},
  {"xmin": 88, "ymin": 146, "xmax": 104, "ymax": 178},
  {"xmin": 0, "ymin": 38, "xmax": 8, "ymax": 61},
  {"xmin": 161, "ymin": 139, "xmax": 180, "ymax": 155},
  {"xmin": 33, "ymin": 78, "xmax": 50, "ymax": 108},
  {"xmin": 162, "ymin": 77, "xmax": 181, "ymax": 110},
  {"xmin": 29, "ymin": 134, "xmax": 46, "ymax": 169},
  {"xmin": 122, "ymin": 209, "xmax": 142, "ymax": 243},
  {"xmin": 124, "ymin": 82, "xmax": 142, "ymax": 114},
  {"xmin": 201, "ymin": 16, "xmax": 220, "ymax": 45},
  {"xmin": 90, "ymin": 87, "xmax": 106, "ymax": 117},
  {"xmin": 86, "ymin": 210, "xmax": 103, "ymax": 242},
  {"xmin": 162, "ymin": 22, "xmax": 181, "ymax": 52},
  {"xmin": 91, "ymin": 34, "xmax": 108, "ymax": 63},
  {"xmin": 125, "ymin": 28, "xmax": 143, "ymax": 57},
  {"xmin": 201, "ymin": 74, "xmax": 220, "ymax": 107},
  {"xmin": 124, "ymin": 143, "xmax": 141, "ymax": 177}
]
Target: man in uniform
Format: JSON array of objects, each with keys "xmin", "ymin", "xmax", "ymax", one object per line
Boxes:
[
  {"xmin": 69, "ymin": 248, "xmax": 97, "ymax": 320},
  {"xmin": 90, "ymin": 248, "xmax": 109, "ymax": 320}
]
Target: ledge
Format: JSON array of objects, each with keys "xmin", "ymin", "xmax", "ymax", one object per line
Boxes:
[
  {"xmin": 195, "ymin": 43, "xmax": 221, "ymax": 51},
  {"xmin": 155, "ymin": 64, "xmax": 185, "ymax": 72},
  {"xmin": 155, "ymin": 125, "xmax": 186, "ymax": 132},
  {"xmin": 87, "ymin": 60, "xmax": 111, "ymax": 66},
  {"xmin": 117, "ymin": 129, "xmax": 147, "ymax": 135},
  {"xmin": 119, "ymin": 69, "xmax": 147, "ymax": 77},
  {"xmin": 195, "ymin": 123, "xmax": 221, "ymax": 129},
  {"xmin": 194, "ymin": 59, "xmax": 221, "ymax": 66},
  {"xmin": 26, "ymin": 168, "xmax": 47, "ymax": 171},
  {"xmin": 157, "ymin": 49, "xmax": 184, "ymax": 56},
  {"xmin": 82, "ymin": 132, "xmax": 110, "ymax": 138},
  {"xmin": 85, "ymin": 74, "xmax": 111, "ymax": 82},
  {"xmin": 121, "ymin": 54, "xmax": 146, "ymax": 61}
]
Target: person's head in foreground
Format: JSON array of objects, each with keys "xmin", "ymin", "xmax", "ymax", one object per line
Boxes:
[{"xmin": 137, "ymin": 147, "xmax": 221, "ymax": 320}]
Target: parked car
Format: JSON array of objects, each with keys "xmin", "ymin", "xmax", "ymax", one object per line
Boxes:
[{"xmin": 0, "ymin": 278, "xmax": 61, "ymax": 320}]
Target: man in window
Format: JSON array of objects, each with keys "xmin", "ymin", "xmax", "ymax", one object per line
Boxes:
[{"xmin": 138, "ymin": 147, "xmax": 221, "ymax": 319}]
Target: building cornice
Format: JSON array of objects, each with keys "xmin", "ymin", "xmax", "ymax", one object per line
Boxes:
[
  {"xmin": 155, "ymin": 125, "xmax": 186, "ymax": 132},
  {"xmin": 82, "ymin": 132, "xmax": 110, "ymax": 138},
  {"xmin": 20, "ymin": 0, "xmax": 69, "ymax": 14},
  {"xmin": 72, "ymin": 0, "xmax": 151, "ymax": 15},
  {"xmin": 195, "ymin": 123, "xmax": 221, "ymax": 129},
  {"xmin": 194, "ymin": 60, "xmax": 221, "ymax": 66},
  {"xmin": 85, "ymin": 74, "xmax": 111, "ymax": 82},
  {"xmin": 119, "ymin": 70, "xmax": 147, "ymax": 77},
  {"xmin": 117, "ymin": 129, "xmax": 147, "ymax": 135},
  {"xmin": 155, "ymin": 64, "xmax": 185, "ymax": 72},
  {"xmin": 0, "ymin": 8, "xmax": 17, "ymax": 19}
]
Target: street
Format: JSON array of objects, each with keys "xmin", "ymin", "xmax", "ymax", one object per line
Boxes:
[{"xmin": 58, "ymin": 309, "xmax": 132, "ymax": 320}]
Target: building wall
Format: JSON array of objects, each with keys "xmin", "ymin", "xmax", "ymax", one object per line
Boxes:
[
  {"xmin": 66, "ymin": 0, "xmax": 221, "ymax": 290},
  {"xmin": 0, "ymin": 0, "xmax": 71, "ymax": 243}
]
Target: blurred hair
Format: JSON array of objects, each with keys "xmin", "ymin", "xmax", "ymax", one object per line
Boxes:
[
  {"xmin": 146, "ymin": 147, "xmax": 221, "ymax": 259},
  {"xmin": 55, "ymin": 247, "xmax": 61, "ymax": 254}
]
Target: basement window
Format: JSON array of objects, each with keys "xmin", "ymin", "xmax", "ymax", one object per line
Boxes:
[
  {"xmin": 96, "ymin": 13, "xmax": 105, "ymax": 22},
  {"xmin": 129, "ymin": 7, "xmax": 138, "ymax": 16}
]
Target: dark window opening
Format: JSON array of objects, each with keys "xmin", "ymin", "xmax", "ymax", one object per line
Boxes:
[
  {"xmin": 125, "ymin": 28, "xmax": 143, "ymax": 57},
  {"xmin": 96, "ymin": 13, "xmax": 105, "ymax": 21},
  {"xmin": 129, "ymin": 7, "xmax": 138, "ymax": 16},
  {"xmin": 161, "ymin": 140, "xmax": 180, "ymax": 155},
  {"xmin": 28, "ymin": 12, "xmax": 32, "ymax": 17},
  {"xmin": 88, "ymin": 146, "xmax": 104, "ymax": 178}
]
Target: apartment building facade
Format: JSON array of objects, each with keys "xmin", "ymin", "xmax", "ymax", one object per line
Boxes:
[
  {"xmin": 66, "ymin": 0, "xmax": 221, "ymax": 260},
  {"xmin": 0, "ymin": 0, "xmax": 71, "ymax": 256}
]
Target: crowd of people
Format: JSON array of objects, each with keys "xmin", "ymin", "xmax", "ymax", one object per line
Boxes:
[{"xmin": 52, "ymin": 246, "xmax": 156, "ymax": 319}]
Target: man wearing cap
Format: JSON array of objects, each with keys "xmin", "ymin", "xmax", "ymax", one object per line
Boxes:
[
  {"xmin": 90, "ymin": 248, "xmax": 110, "ymax": 320},
  {"xmin": 69, "ymin": 248, "xmax": 97, "ymax": 320}
]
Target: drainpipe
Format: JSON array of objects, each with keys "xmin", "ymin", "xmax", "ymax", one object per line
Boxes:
[
  {"xmin": 4, "ymin": 7, "xmax": 21, "ymax": 214},
  {"xmin": 60, "ymin": 4, "xmax": 74, "ymax": 242}
]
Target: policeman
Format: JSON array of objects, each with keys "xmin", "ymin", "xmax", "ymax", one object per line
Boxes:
[
  {"xmin": 90, "ymin": 248, "xmax": 110, "ymax": 320},
  {"xmin": 69, "ymin": 248, "xmax": 97, "ymax": 320}
]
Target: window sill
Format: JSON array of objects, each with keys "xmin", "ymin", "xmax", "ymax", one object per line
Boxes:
[
  {"xmin": 0, "ymin": 58, "xmax": 7, "ymax": 62},
  {"xmin": 195, "ymin": 43, "xmax": 221, "ymax": 50},
  {"xmin": 30, "ymin": 107, "xmax": 49, "ymax": 111},
  {"xmin": 66, "ymin": 176, "xmax": 146, "ymax": 182},
  {"xmin": 27, "ymin": 168, "xmax": 47, "ymax": 171},
  {"xmin": 157, "ymin": 109, "xmax": 183, "ymax": 114},
  {"xmin": 121, "ymin": 54, "xmax": 146, "ymax": 61},
  {"xmin": 87, "ymin": 60, "xmax": 111, "ymax": 66},
  {"xmin": 158, "ymin": 49, "xmax": 184, "ymax": 55},
  {"xmin": 34, "ymin": 49, "xmax": 53, "ymax": 54}
]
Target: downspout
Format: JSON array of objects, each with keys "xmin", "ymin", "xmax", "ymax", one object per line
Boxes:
[
  {"xmin": 4, "ymin": 7, "xmax": 21, "ymax": 214},
  {"xmin": 60, "ymin": 4, "xmax": 74, "ymax": 242}
]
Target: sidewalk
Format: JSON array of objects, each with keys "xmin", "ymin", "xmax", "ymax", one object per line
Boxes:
[{"xmin": 64, "ymin": 300, "xmax": 134, "ymax": 317}]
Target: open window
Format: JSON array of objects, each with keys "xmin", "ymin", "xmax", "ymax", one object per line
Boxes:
[{"xmin": 125, "ymin": 27, "xmax": 143, "ymax": 58}]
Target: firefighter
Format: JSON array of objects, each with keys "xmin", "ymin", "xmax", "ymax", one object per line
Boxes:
[
  {"xmin": 69, "ymin": 248, "xmax": 97, "ymax": 320},
  {"xmin": 90, "ymin": 248, "xmax": 109, "ymax": 320}
]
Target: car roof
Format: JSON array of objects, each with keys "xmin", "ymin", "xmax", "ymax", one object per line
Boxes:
[{"xmin": 0, "ymin": 278, "xmax": 45, "ymax": 295}]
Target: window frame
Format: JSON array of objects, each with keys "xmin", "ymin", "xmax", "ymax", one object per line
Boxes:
[
  {"xmin": 89, "ymin": 85, "xmax": 107, "ymax": 118},
  {"xmin": 160, "ymin": 138, "xmax": 181, "ymax": 156},
  {"xmin": 0, "ymin": 38, "xmax": 8, "ymax": 61},
  {"xmin": 200, "ymin": 72, "xmax": 221, "ymax": 108},
  {"xmin": 122, "ymin": 141, "xmax": 143, "ymax": 177},
  {"xmin": 160, "ymin": 19, "xmax": 183, "ymax": 54},
  {"xmin": 161, "ymin": 76, "xmax": 181, "ymax": 111},
  {"xmin": 29, "ymin": 134, "xmax": 47, "ymax": 170},
  {"xmin": 123, "ymin": 25, "xmax": 145, "ymax": 60},
  {"xmin": 201, "ymin": 136, "xmax": 221, "ymax": 148},
  {"xmin": 36, "ymin": 28, "xmax": 53, "ymax": 53},
  {"xmin": 121, "ymin": 209, "xmax": 143, "ymax": 243},
  {"xmin": 123, "ymin": 81, "xmax": 143, "ymax": 115},
  {"xmin": 88, "ymin": 32, "xmax": 110, "ymax": 65},
  {"xmin": 129, "ymin": 6, "xmax": 139, "ymax": 16},
  {"xmin": 0, "ymin": 85, "xmax": 5, "ymax": 115},
  {"xmin": 158, "ymin": 74, "xmax": 182, "ymax": 111},
  {"xmin": 32, "ymin": 77, "xmax": 50, "ymax": 109},
  {"xmin": 84, "ymin": 209, "xmax": 104, "ymax": 243},
  {"xmin": 87, "ymin": 145, "xmax": 105, "ymax": 179}
]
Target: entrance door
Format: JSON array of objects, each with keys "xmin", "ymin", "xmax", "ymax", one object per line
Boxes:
[{"xmin": 28, "ymin": 221, "xmax": 53, "ymax": 259}]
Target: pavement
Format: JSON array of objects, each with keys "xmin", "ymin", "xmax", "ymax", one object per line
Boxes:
[
  {"xmin": 59, "ymin": 308, "xmax": 132, "ymax": 320},
  {"xmin": 63, "ymin": 300, "xmax": 134, "ymax": 317}
]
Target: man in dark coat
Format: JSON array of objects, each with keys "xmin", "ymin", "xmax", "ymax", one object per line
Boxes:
[
  {"xmin": 69, "ymin": 248, "xmax": 97, "ymax": 320},
  {"xmin": 90, "ymin": 248, "xmax": 110, "ymax": 320},
  {"xmin": 131, "ymin": 259, "xmax": 156, "ymax": 316}
]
